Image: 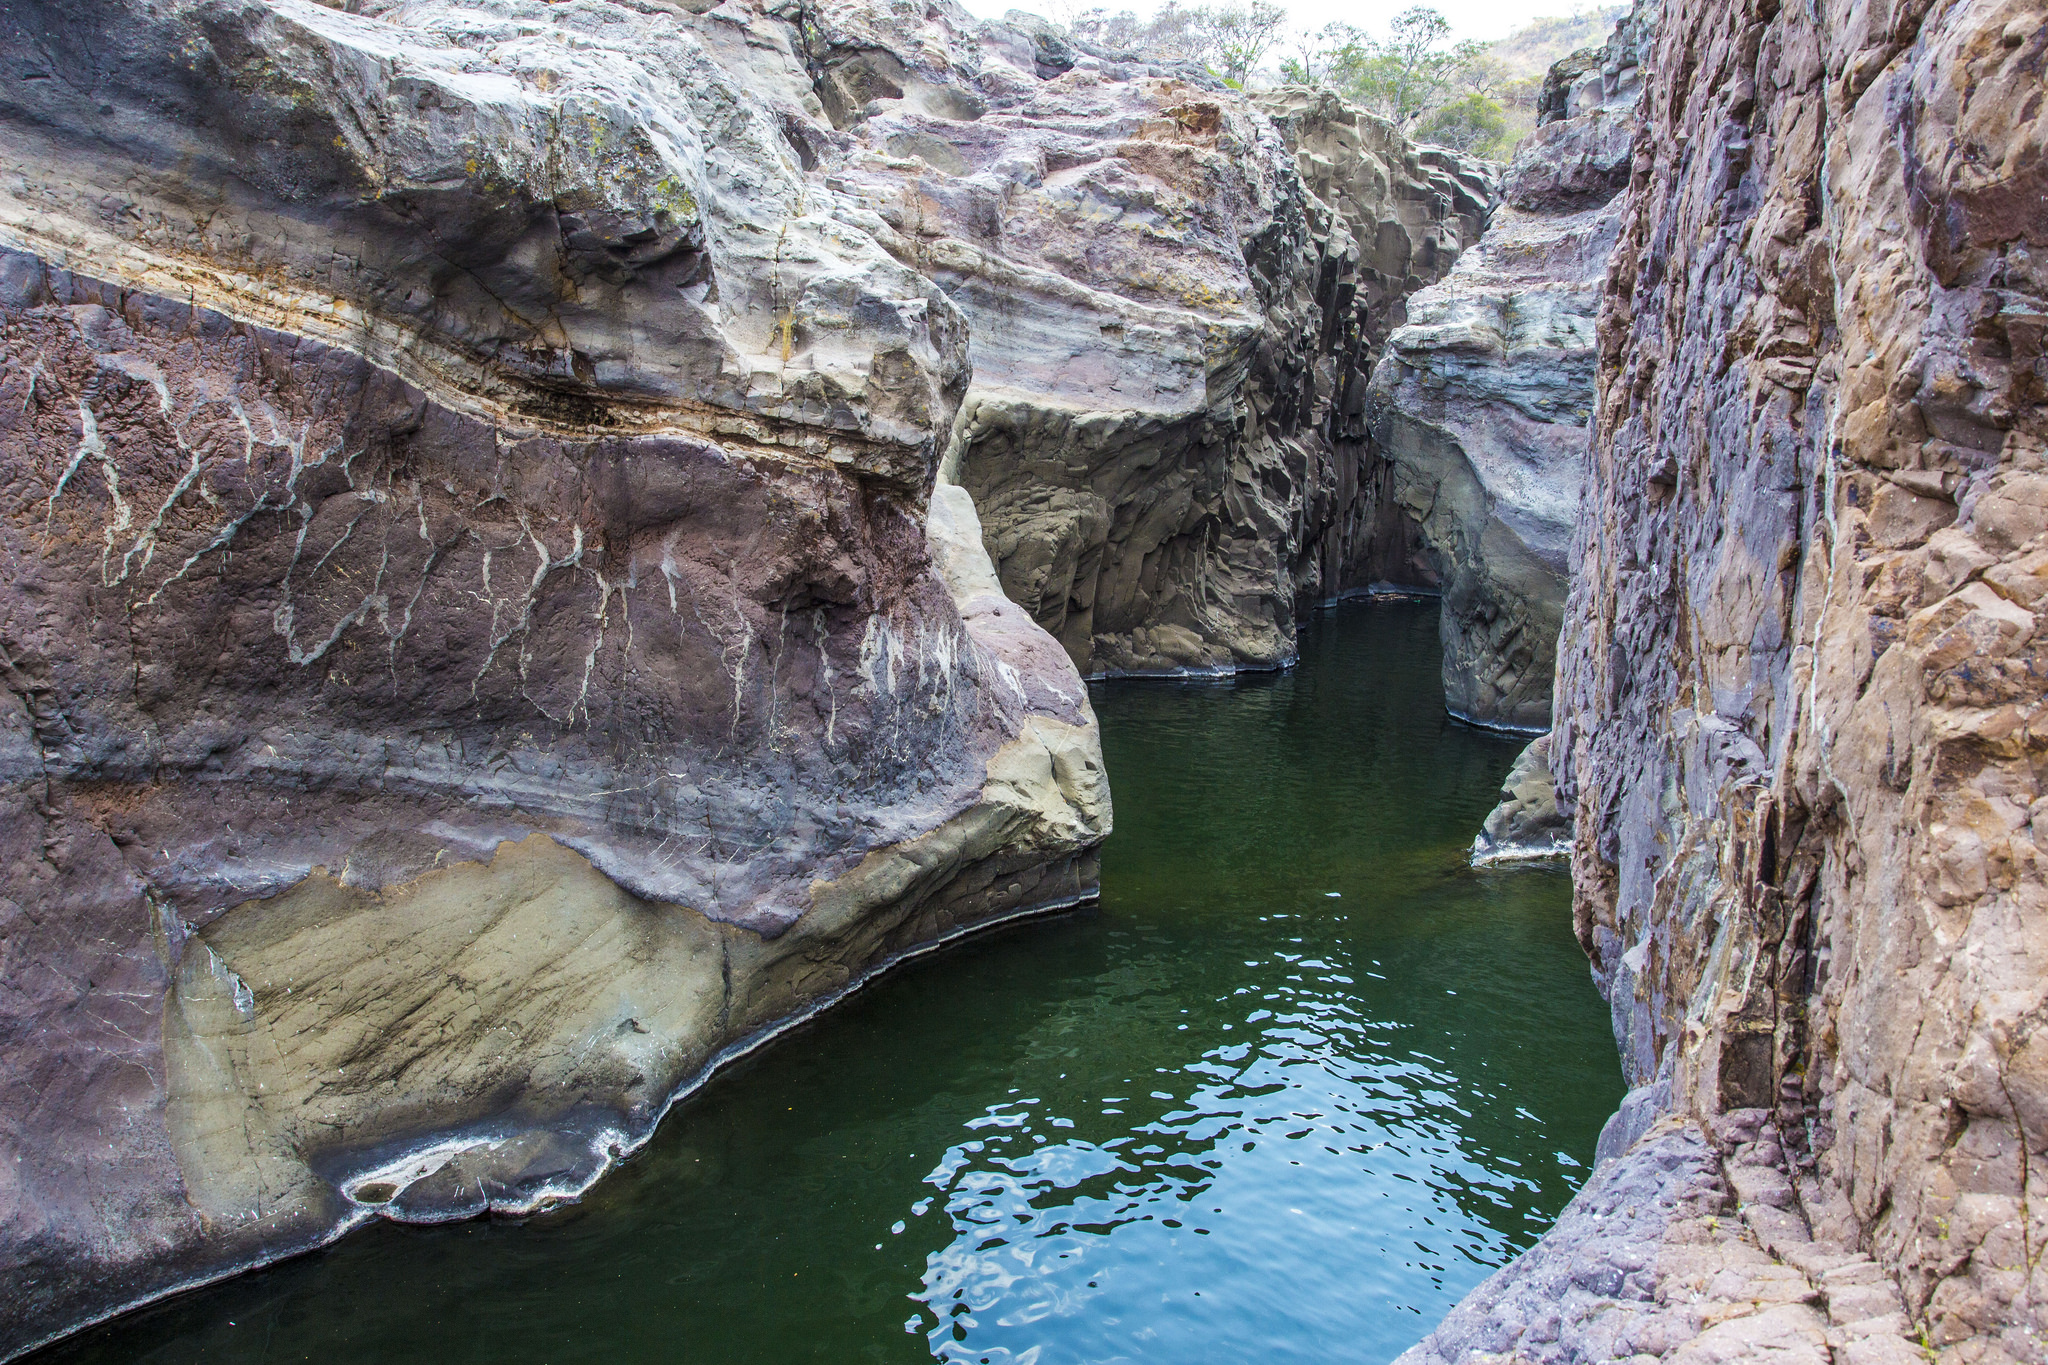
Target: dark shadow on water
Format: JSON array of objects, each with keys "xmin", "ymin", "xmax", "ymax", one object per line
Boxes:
[{"xmin": 34, "ymin": 600, "xmax": 1622, "ymax": 1365}]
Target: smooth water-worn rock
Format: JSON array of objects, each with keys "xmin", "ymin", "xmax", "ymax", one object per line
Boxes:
[
  {"xmin": 577, "ymin": 0, "xmax": 1496, "ymax": 686},
  {"xmin": 1471, "ymin": 733, "xmax": 1570, "ymax": 864},
  {"xmin": 1364, "ymin": 5, "xmax": 1652, "ymax": 730},
  {"xmin": 0, "ymin": 0, "xmax": 1509, "ymax": 1350},
  {"xmin": 922, "ymin": 68, "xmax": 1492, "ymax": 677},
  {"xmin": 0, "ymin": 0, "xmax": 1111, "ymax": 1355}
]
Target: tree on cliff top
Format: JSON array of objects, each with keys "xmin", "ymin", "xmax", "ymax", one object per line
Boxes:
[
  {"xmin": 1281, "ymin": 9, "xmax": 1487, "ymax": 125},
  {"xmin": 1413, "ymin": 89, "xmax": 1512, "ymax": 155},
  {"xmin": 1048, "ymin": 2, "xmax": 1612, "ymax": 159},
  {"xmin": 1279, "ymin": 5, "xmax": 1534, "ymax": 158}
]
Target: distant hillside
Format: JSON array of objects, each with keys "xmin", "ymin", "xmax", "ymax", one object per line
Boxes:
[
  {"xmin": 1488, "ymin": 7, "xmax": 1628, "ymax": 79},
  {"xmin": 1478, "ymin": 6, "xmax": 1628, "ymax": 154}
]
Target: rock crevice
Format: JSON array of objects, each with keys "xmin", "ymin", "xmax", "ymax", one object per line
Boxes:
[{"xmin": 1365, "ymin": 3, "xmax": 1654, "ymax": 730}]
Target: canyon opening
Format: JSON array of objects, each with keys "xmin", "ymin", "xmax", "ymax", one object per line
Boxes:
[{"xmin": 1, "ymin": 0, "xmax": 2043, "ymax": 1362}]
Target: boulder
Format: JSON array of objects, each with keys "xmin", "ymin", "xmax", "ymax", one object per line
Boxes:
[{"xmin": 1472, "ymin": 732, "xmax": 1571, "ymax": 863}]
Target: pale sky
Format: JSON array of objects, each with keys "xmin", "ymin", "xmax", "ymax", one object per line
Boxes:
[{"xmin": 953, "ymin": 0, "xmax": 1599, "ymax": 44}]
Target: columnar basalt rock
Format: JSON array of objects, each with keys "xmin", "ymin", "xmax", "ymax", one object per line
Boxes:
[
  {"xmin": 1366, "ymin": 5, "xmax": 1654, "ymax": 731},
  {"xmin": 0, "ymin": 0, "xmax": 1110, "ymax": 1355}
]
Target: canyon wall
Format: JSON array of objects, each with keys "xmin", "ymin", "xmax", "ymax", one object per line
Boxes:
[
  {"xmin": 1366, "ymin": 5, "xmax": 1652, "ymax": 731},
  {"xmin": 1563, "ymin": 0, "xmax": 2048, "ymax": 1347},
  {"xmin": 14, "ymin": 0, "xmax": 2043, "ymax": 1355},
  {"xmin": 0, "ymin": 0, "xmax": 1513, "ymax": 1351},
  {"xmin": 0, "ymin": 0, "xmax": 1112, "ymax": 1354},
  {"xmin": 1413, "ymin": 0, "xmax": 2048, "ymax": 1358},
  {"xmin": 911, "ymin": 59, "xmax": 1491, "ymax": 676}
]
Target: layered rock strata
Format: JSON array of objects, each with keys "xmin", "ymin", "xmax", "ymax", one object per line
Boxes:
[
  {"xmin": 0, "ymin": 0, "xmax": 1110, "ymax": 1355},
  {"xmin": 903, "ymin": 63, "xmax": 1491, "ymax": 676},
  {"xmin": 1422, "ymin": 0, "xmax": 2048, "ymax": 1356},
  {"xmin": 1364, "ymin": 5, "xmax": 1654, "ymax": 730}
]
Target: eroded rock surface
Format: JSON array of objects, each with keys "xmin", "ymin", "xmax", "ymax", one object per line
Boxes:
[
  {"xmin": 1471, "ymin": 732, "xmax": 1570, "ymax": 863},
  {"xmin": 908, "ymin": 61, "xmax": 1491, "ymax": 676},
  {"xmin": 1399, "ymin": 1104, "xmax": 1927, "ymax": 1365},
  {"xmin": 0, "ymin": 0, "xmax": 1110, "ymax": 1354},
  {"xmin": 1521, "ymin": 0, "xmax": 2048, "ymax": 1355},
  {"xmin": 1365, "ymin": 5, "xmax": 1653, "ymax": 729}
]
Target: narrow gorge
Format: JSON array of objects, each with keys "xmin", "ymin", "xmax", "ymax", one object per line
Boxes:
[{"xmin": 0, "ymin": 0, "xmax": 2042, "ymax": 1361}]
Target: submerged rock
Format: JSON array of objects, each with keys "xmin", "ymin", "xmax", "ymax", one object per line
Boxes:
[
  {"xmin": 1365, "ymin": 4, "xmax": 1653, "ymax": 730},
  {"xmin": 0, "ymin": 0, "xmax": 1109, "ymax": 1353},
  {"xmin": 1471, "ymin": 733, "xmax": 1570, "ymax": 864}
]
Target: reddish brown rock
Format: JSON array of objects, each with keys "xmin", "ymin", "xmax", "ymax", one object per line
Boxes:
[
  {"xmin": 1542, "ymin": 0, "xmax": 2048, "ymax": 1356},
  {"xmin": 0, "ymin": 0, "xmax": 1108, "ymax": 1354}
]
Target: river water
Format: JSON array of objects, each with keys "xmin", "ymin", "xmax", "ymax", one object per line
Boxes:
[{"xmin": 40, "ymin": 600, "xmax": 1622, "ymax": 1365}]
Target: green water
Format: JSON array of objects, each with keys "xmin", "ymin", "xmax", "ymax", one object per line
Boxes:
[{"xmin": 39, "ymin": 601, "xmax": 1621, "ymax": 1365}]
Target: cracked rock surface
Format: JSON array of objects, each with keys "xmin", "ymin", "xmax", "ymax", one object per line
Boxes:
[
  {"xmin": 0, "ymin": 0, "xmax": 1113, "ymax": 1354},
  {"xmin": 1459, "ymin": 0, "xmax": 2048, "ymax": 1356}
]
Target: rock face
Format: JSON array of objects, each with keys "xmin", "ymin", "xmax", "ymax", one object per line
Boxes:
[
  {"xmin": 1413, "ymin": 0, "xmax": 2048, "ymax": 1353},
  {"xmin": 1529, "ymin": 0, "xmax": 2048, "ymax": 1354},
  {"xmin": 911, "ymin": 64, "xmax": 1491, "ymax": 676},
  {"xmin": 1399, "ymin": 1101, "xmax": 1929, "ymax": 1365},
  {"xmin": 0, "ymin": 0, "xmax": 1111, "ymax": 1354},
  {"xmin": 1364, "ymin": 5, "xmax": 1653, "ymax": 730}
]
